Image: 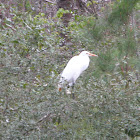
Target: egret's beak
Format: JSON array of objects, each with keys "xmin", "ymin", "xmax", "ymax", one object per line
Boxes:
[{"xmin": 89, "ymin": 53, "xmax": 98, "ymax": 57}]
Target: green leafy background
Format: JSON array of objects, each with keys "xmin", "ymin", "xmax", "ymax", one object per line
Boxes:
[{"xmin": 0, "ymin": 1, "xmax": 140, "ymax": 139}]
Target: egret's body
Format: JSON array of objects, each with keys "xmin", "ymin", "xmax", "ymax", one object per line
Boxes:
[
  {"xmin": 58, "ymin": 51, "xmax": 98, "ymax": 97},
  {"xmin": 61, "ymin": 53, "xmax": 90, "ymax": 86}
]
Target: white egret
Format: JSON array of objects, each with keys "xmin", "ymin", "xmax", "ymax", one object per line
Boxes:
[{"xmin": 58, "ymin": 51, "xmax": 98, "ymax": 98}]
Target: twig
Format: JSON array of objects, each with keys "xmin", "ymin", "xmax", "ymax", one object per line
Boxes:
[
  {"xmin": 37, "ymin": 113, "xmax": 51, "ymax": 123},
  {"xmin": 44, "ymin": 0, "xmax": 56, "ymax": 4}
]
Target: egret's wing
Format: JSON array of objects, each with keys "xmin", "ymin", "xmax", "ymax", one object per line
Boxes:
[{"xmin": 61, "ymin": 56, "xmax": 79, "ymax": 76}]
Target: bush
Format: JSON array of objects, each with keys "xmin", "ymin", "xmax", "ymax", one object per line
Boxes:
[{"xmin": 0, "ymin": 2, "xmax": 139, "ymax": 140}]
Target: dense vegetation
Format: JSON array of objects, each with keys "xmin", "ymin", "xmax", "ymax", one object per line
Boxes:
[{"xmin": 0, "ymin": 0, "xmax": 140, "ymax": 139}]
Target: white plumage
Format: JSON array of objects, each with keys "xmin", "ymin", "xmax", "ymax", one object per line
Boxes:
[{"xmin": 58, "ymin": 51, "xmax": 98, "ymax": 94}]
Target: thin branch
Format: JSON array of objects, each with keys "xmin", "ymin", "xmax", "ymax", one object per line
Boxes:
[
  {"xmin": 37, "ymin": 113, "xmax": 53, "ymax": 123},
  {"xmin": 44, "ymin": 0, "xmax": 56, "ymax": 4}
]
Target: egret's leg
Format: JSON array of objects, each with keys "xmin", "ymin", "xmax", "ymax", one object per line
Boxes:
[
  {"xmin": 66, "ymin": 85, "xmax": 71, "ymax": 95},
  {"xmin": 71, "ymin": 84, "xmax": 75, "ymax": 99}
]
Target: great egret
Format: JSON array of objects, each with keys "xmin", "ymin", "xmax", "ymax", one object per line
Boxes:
[{"xmin": 58, "ymin": 51, "xmax": 98, "ymax": 98}]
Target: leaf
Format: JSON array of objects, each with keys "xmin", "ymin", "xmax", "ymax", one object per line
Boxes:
[{"xmin": 12, "ymin": 40, "xmax": 19, "ymax": 44}]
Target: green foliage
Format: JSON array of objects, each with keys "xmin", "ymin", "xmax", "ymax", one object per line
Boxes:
[
  {"xmin": 135, "ymin": 1, "xmax": 140, "ymax": 10},
  {"xmin": 0, "ymin": 2, "xmax": 140, "ymax": 140},
  {"xmin": 108, "ymin": 0, "xmax": 140, "ymax": 25},
  {"xmin": 117, "ymin": 29, "xmax": 136, "ymax": 57},
  {"xmin": 97, "ymin": 51, "xmax": 115, "ymax": 72},
  {"xmin": 72, "ymin": 16, "xmax": 105, "ymax": 40},
  {"xmin": 56, "ymin": 8, "xmax": 70, "ymax": 18},
  {"xmin": 25, "ymin": 0, "xmax": 32, "ymax": 12}
]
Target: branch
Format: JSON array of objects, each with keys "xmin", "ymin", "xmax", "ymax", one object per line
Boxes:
[
  {"xmin": 37, "ymin": 113, "xmax": 51, "ymax": 123},
  {"xmin": 44, "ymin": 0, "xmax": 56, "ymax": 4},
  {"xmin": 37, "ymin": 113, "xmax": 57, "ymax": 124}
]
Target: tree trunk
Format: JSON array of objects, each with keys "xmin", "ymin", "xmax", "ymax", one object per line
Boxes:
[{"xmin": 57, "ymin": 0, "xmax": 73, "ymax": 27}]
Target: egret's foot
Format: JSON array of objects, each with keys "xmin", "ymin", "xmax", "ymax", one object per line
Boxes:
[{"xmin": 66, "ymin": 89, "xmax": 71, "ymax": 95}]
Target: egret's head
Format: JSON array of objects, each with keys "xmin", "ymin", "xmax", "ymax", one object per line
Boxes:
[{"xmin": 79, "ymin": 51, "xmax": 98, "ymax": 57}]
